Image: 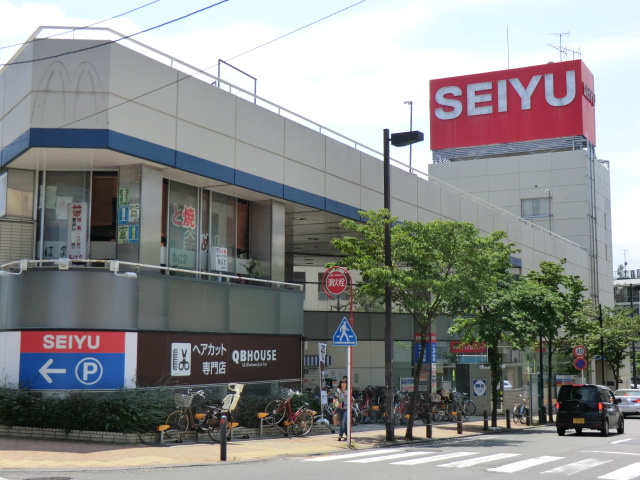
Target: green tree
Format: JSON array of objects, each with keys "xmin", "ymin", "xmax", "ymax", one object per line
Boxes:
[
  {"xmin": 510, "ymin": 259, "xmax": 589, "ymax": 422},
  {"xmin": 330, "ymin": 209, "xmax": 514, "ymax": 439},
  {"xmin": 449, "ymin": 275, "xmax": 519, "ymax": 427},
  {"xmin": 582, "ymin": 306, "xmax": 640, "ymax": 388}
]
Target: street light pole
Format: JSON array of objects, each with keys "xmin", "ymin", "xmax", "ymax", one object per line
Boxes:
[
  {"xmin": 383, "ymin": 129, "xmax": 393, "ymax": 441},
  {"xmin": 383, "ymin": 128, "xmax": 424, "ymax": 442},
  {"xmin": 404, "ymin": 101, "xmax": 413, "ymax": 171}
]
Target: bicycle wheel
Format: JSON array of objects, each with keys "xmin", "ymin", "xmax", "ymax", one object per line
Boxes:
[
  {"xmin": 204, "ymin": 413, "xmax": 221, "ymax": 441},
  {"xmin": 165, "ymin": 409, "xmax": 189, "ymax": 442},
  {"xmin": 264, "ymin": 399, "xmax": 286, "ymax": 425},
  {"xmin": 207, "ymin": 412, "xmax": 235, "ymax": 441},
  {"xmin": 292, "ymin": 410, "xmax": 314, "ymax": 436},
  {"xmin": 464, "ymin": 399, "xmax": 476, "ymax": 416}
]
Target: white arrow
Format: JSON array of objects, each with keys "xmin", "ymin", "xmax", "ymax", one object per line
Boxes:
[{"xmin": 39, "ymin": 358, "xmax": 66, "ymax": 384}]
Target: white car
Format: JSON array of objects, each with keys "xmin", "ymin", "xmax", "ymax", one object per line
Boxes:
[
  {"xmin": 613, "ymin": 389, "xmax": 640, "ymax": 417},
  {"xmin": 496, "ymin": 380, "xmax": 513, "ymax": 390}
]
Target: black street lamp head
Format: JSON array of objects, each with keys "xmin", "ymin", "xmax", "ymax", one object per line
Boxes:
[{"xmin": 390, "ymin": 130, "xmax": 424, "ymax": 147}]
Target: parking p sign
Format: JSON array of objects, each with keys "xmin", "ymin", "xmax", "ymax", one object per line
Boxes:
[{"xmin": 19, "ymin": 331, "xmax": 131, "ymax": 390}]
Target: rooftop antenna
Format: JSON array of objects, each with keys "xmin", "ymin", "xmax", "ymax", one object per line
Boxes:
[
  {"xmin": 548, "ymin": 32, "xmax": 582, "ymax": 61},
  {"xmin": 507, "ymin": 25, "xmax": 510, "ymax": 69},
  {"xmin": 623, "ymin": 250, "xmax": 630, "ymax": 277}
]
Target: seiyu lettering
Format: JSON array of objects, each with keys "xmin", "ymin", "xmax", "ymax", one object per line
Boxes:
[
  {"xmin": 435, "ymin": 70, "xmax": 577, "ymax": 120},
  {"xmin": 232, "ymin": 349, "xmax": 276, "ymax": 364},
  {"xmin": 42, "ymin": 334, "xmax": 100, "ymax": 350}
]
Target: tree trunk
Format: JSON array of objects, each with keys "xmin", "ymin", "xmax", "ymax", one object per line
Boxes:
[
  {"xmin": 547, "ymin": 345, "xmax": 554, "ymax": 424},
  {"xmin": 405, "ymin": 336, "xmax": 427, "ymax": 439},
  {"xmin": 488, "ymin": 343, "xmax": 500, "ymax": 428}
]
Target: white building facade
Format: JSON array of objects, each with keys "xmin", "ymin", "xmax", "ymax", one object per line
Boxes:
[{"xmin": 0, "ymin": 29, "xmax": 612, "ymax": 393}]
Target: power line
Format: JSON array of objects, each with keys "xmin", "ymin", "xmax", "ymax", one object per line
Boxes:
[
  {"xmin": 0, "ymin": 0, "xmax": 162, "ymax": 52},
  {"xmin": 0, "ymin": 1, "xmax": 230, "ymax": 67},
  {"xmin": 60, "ymin": 0, "xmax": 367, "ymax": 128},
  {"xmin": 225, "ymin": 0, "xmax": 366, "ymax": 62},
  {"xmin": 1, "ymin": 0, "xmax": 367, "ymax": 135}
]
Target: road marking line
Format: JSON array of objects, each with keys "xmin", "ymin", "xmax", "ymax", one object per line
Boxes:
[
  {"xmin": 542, "ymin": 458, "xmax": 612, "ymax": 475},
  {"xmin": 347, "ymin": 451, "xmax": 434, "ymax": 463},
  {"xmin": 391, "ymin": 451, "xmax": 477, "ymax": 466},
  {"xmin": 585, "ymin": 451, "xmax": 640, "ymax": 457},
  {"xmin": 438, "ymin": 453, "xmax": 521, "ymax": 468},
  {"xmin": 598, "ymin": 462, "xmax": 640, "ymax": 480},
  {"xmin": 487, "ymin": 455, "xmax": 563, "ymax": 473},
  {"xmin": 611, "ymin": 438, "xmax": 632, "ymax": 445},
  {"xmin": 303, "ymin": 449, "xmax": 397, "ymax": 461}
]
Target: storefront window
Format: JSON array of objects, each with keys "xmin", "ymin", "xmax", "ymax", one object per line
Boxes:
[
  {"xmin": 210, "ymin": 192, "xmax": 236, "ymax": 273},
  {"xmin": 90, "ymin": 172, "xmax": 117, "ymax": 242},
  {"xmin": 38, "ymin": 171, "xmax": 90, "ymax": 259},
  {"xmin": 168, "ymin": 181, "xmax": 198, "ymax": 270}
]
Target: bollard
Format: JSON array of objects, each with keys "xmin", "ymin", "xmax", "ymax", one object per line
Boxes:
[
  {"xmin": 456, "ymin": 411, "xmax": 463, "ymax": 435},
  {"xmin": 483, "ymin": 410, "xmax": 488, "ymax": 431},
  {"xmin": 506, "ymin": 409, "xmax": 511, "ymax": 429},
  {"xmin": 526, "ymin": 408, "xmax": 531, "ymax": 426},
  {"xmin": 426, "ymin": 413, "xmax": 432, "ymax": 438},
  {"xmin": 220, "ymin": 415, "xmax": 227, "ymax": 462}
]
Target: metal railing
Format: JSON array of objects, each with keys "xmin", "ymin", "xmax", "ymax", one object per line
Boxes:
[{"xmin": 0, "ymin": 258, "xmax": 303, "ymax": 290}]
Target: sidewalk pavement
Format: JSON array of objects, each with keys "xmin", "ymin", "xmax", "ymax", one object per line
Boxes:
[{"xmin": 0, "ymin": 418, "xmax": 534, "ymax": 471}]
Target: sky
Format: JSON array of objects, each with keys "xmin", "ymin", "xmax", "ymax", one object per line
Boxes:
[{"xmin": 1, "ymin": 0, "xmax": 639, "ymax": 272}]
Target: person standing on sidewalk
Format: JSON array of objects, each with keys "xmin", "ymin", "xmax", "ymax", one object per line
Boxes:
[{"xmin": 336, "ymin": 379, "xmax": 349, "ymax": 441}]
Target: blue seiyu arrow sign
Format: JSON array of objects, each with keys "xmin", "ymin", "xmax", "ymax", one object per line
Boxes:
[{"xmin": 333, "ymin": 317, "xmax": 357, "ymax": 346}]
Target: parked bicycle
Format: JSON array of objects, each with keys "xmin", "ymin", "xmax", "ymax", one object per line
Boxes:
[
  {"xmin": 452, "ymin": 391, "xmax": 476, "ymax": 420},
  {"xmin": 197, "ymin": 383, "xmax": 244, "ymax": 441},
  {"xmin": 164, "ymin": 389, "xmax": 206, "ymax": 442},
  {"xmin": 264, "ymin": 388, "xmax": 316, "ymax": 436},
  {"xmin": 164, "ymin": 383, "xmax": 244, "ymax": 442},
  {"xmin": 513, "ymin": 395, "xmax": 529, "ymax": 424}
]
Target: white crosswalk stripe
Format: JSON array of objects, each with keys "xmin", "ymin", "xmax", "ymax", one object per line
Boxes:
[
  {"xmin": 487, "ymin": 456, "xmax": 564, "ymax": 473},
  {"xmin": 303, "ymin": 450, "xmax": 640, "ymax": 479},
  {"xmin": 598, "ymin": 462, "xmax": 640, "ymax": 480},
  {"xmin": 302, "ymin": 448, "xmax": 397, "ymax": 461},
  {"xmin": 346, "ymin": 451, "xmax": 434, "ymax": 463},
  {"xmin": 391, "ymin": 451, "xmax": 477, "ymax": 466},
  {"xmin": 438, "ymin": 453, "xmax": 521, "ymax": 468},
  {"xmin": 542, "ymin": 458, "xmax": 613, "ymax": 475}
]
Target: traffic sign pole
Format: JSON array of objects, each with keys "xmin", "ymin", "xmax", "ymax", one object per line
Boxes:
[{"xmin": 324, "ymin": 266, "xmax": 354, "ymax": 446}]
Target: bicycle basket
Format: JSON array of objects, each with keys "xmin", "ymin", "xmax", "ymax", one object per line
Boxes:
[
  {"xmin": 175, "ymin": 393, "xmax": 194, "ymax": 408},
  {"xmin": 280, "ymin": 388, "xmax": 296, "ymax": 398}
]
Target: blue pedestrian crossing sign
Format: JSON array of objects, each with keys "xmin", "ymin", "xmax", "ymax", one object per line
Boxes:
[{"xmin": 333, "ymin": 317, "xmax": 357, "ymax": 346}]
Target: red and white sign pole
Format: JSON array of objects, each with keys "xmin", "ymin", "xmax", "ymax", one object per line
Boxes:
[{"xmin": 322, "ymin": 266, "xmax": 353, "ymax": 444}]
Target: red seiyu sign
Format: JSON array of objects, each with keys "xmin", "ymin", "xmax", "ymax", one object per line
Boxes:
[
  {"xmin": 450, "ymin": 341, "xmax": 487, "ymax": 354},
  {"xmin": 429, "ymin": 60, "xmax": 596, "ymax": 150}
]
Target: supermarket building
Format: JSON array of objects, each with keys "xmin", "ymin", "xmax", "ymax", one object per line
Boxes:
[{"xmin": 0, "ymin": 28, "xmax": 614, "ymax": 394}]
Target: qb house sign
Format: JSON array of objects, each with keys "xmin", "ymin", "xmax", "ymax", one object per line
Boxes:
[
  {"xmin": 136, "ymin": 332, "xmax": 301, "ymax": 386},
  {"xmin": 429, "ymin": 59, "xmax": 595, "ymax": 150}
]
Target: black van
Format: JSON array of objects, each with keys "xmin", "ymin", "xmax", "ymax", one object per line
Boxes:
[{"xmin": 555, "ymin": 384, "xmax": 624, "ymax": 436}]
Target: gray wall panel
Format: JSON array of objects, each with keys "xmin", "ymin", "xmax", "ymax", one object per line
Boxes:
[
  {"xmin": 0, "ymin": 270, "xmax": 303, "ymax": 336},
  {"xmin": 5, "ymin": 270, "xmax": 138, "ymax": 329},
  {"xmin": 166, "ymin": 276, "xmax": 229, "ymax": 332}
]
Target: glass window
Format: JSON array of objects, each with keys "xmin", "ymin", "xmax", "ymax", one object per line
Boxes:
[
  {"xmin": 210, "ymin": 192, "xmax": 236, "ymax": 273},
  {"xmin": 90, "ymin": 172, "xmax": 117, "ymax": 242},
  {"xmin": 521, "ymin": 197, "xmax": 550, "ymax": 218},
  {"xmin": 0, "ymin": 169, "xmax": 35, "ymax": 218},
  {"xmin": 38, "ymin": 171, "xmax": 90, "ymax": 259},
  {"xmin": 167, "ymin": 181, "xmax": 198, "ymax": 270}
]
